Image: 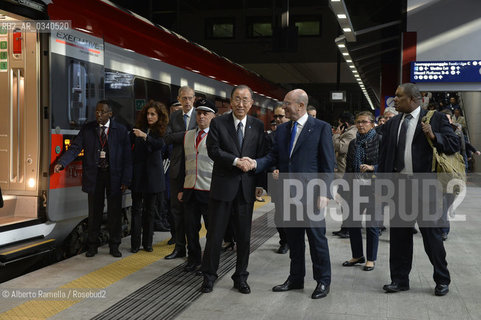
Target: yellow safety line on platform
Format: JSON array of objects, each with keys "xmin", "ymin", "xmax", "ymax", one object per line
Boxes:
[{"xmin": 0, "ymin": 196, "xmax": 270, "ymax": 320}]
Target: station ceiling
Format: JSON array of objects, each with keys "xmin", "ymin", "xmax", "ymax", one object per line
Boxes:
[{"xmin": 111, "ymin": 0, "xmax": 404, "ymax": 111}]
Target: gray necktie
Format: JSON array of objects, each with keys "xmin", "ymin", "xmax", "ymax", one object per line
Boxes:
[
  {"xmin": 395, "ymin": 114, "xmax": 413, "ymax": 172},
  {"xmin": 237, "ymin": 122, "xmax": 244, "ymax": 148}
]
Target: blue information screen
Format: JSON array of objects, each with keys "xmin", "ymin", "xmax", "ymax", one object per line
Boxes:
[{"xmin": 411, "ymin": 60, "xmax": 481, "ymax": 82}]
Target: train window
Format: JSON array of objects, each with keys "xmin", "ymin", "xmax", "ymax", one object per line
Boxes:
[
  {"xmin": 105, "ymin": 70, "xmax": 135, "ymax": 129},
  {"xmin": 133, "ymin": 77, "xmax": 170, "ymax": 123},
  {"xmin": 206, "ymin": 18, "xmax": 235, "ymax": 39},
  {"xmin": 68, "ymin": 61, "xmax": 88, "ymax": 126},
  {"xmin": 247, "ymin": 17, "xmax": 272, "ymax": 38},
  {"xmin": 292, "ymin": 16, "xmax": 322, "ymax": 36}
]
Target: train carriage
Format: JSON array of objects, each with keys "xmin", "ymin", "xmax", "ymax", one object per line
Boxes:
[{"xmin": 0, "ymin": 0, "xmax": 285, "ymax": 282}]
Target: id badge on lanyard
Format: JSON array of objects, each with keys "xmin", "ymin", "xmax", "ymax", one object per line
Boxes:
[{"xmin": 99, "ymin": 128, "xmax": 109, "ymax": 158}]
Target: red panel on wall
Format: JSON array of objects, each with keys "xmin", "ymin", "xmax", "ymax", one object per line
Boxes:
[{"xmin": 402, "ymin": 32, "xmax": 417, "ymax": 84}]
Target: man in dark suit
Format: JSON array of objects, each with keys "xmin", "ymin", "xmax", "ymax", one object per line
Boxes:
[
  {"xmin": 200, "ymin": 85, "xmax": 266, "ymax": 294},
  {"xmin": 378, "ymin": 83, "xmax": 459, "ymax": 296},
  {"xmin": 163, "ymin": 86, "xmax": 197, "ymax": 259},
  {"xmin": 253, "ymin": 89, "xmax": 335, "ymax": 299},
  {"xmin": 269, "ymin": 105, "xmax": 290, "ymax": 254},
  {"xmin": 54, "ymin": 101, "xmax": 132, "ymax": 258}
]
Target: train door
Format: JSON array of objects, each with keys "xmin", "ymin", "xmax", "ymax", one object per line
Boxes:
[{"xmin": 0, "ymin": 15, "xmax": 40, "ymax": 227}]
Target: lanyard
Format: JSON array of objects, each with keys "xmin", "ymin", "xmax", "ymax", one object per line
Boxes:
[{"xmin": 99, "ymin": 127, "xmax": 109, "ymax": 149}]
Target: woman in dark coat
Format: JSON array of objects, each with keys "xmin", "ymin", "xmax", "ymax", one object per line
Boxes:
[
  {"xmin": 130, "ymin": 101, "xmax": 169, "ymax": 253},
  {"xmin": 342, "ymin": 111, "xmax": 381, "ymax": 271}
]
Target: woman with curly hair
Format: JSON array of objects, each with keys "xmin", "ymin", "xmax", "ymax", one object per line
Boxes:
[{"xmin": 130, "ymin": 100, "xmax": 169, "ymax": 253}]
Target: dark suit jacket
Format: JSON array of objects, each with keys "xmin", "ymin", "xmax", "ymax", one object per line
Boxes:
[
  {"xmin": 378, "ymin": 109, "xmax": 459, "ymax": 173},
  {"xmin": 130, "ymin": 130, "xmax": 166, "ymax": 193},
  {"xmin": 256, "ymin": 116, "xmax": 335, "ymax": 192},
  {"xmin": 207, "ymin": 113, "xmax": 266, "ymax": 203},
  {"xmin": 163, "ymin": 109, "xmax": 197, "ymax": 179},
  {"xmin": 58, "ymin": 119, "xmax": 132, "ymax": 196}
]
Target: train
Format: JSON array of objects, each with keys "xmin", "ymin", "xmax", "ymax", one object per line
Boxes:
[{"xmin": 0, "ymin": 0, "xmax": 286, "ymax": 282}]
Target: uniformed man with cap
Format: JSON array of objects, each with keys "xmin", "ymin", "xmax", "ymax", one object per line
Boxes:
[{"xmin": 178, "ymin": 98, "xmax": 217, "ymax": 272}]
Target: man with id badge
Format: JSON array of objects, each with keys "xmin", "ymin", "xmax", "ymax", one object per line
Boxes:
[{"xmin": 54, "ymin": 101, "xmax": 132, "ymax": 258}]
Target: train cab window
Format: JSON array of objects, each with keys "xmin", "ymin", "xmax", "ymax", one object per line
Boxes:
[
  {"xmin": 206, "ymin": 18, "xmax": 235, "ymax": 39},
  {"xmin": 132, "ymin": 77, "xmax": 170, "ymax": 124}
]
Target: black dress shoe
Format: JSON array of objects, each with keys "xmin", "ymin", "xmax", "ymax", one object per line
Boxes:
[
  {"xmin": 337, "ymin": 230, "xmax": 349, "ymax": 238},
  {"xmin": 312, "ymin": 283, "xmax": 330, "ymax": 299},
  {"xmin": 222, "ymin": 241, "xmax": 235, "ymax": 251},
  {"xmin": 276, "ymin": 244, "xmax": 289, "ymax": 254},
  {"xmin": 131, "ymin": 247, "xmax": 139, "ymax": 253},
  {"xmin": 110, "ymin": 247, "xmax": 122, "ymax": 258},
  {"xmin": 164, "ymin": 249, "xmax": 186, "ymax": 259},
  {"xmin": 272, "ymin": 279, "xmax": 304, "ymax": 292},
  {"xmin": 234, "ymin": 281, "xmax": 251, "ymax": 294},
  {"xmin": 144, "ymin": 246, "xmax": 153, "ymax": 252},
  {"xmin": 383, "ymin": 282, "xmax": 409, "ymax": 293},
  {"xmin": 332, "ymin": 229, "xmax": 343, "ymax": 236},
  {"xmin": 167, "ymin": 238, "xmax": 175, "ymax": 245},
  {"xmin": 363, "ymin": 263, "xmax": 375, "ymax": 271},
  {"xmin": 183, "ymin": 263, "xmax": 201, "ymax": 272},
  {"xmin": 435, "ymin": 284, "xmax": 449, "ymax": 296},
  {"xmin": 342, "ymin": 257, "xmax": 365, "ymax": 266},
  {"xmin": 85, "ymin": 247, "xmax": 98, "ymax": 258},
  {"xmin": 200, "ymin": 278, "xmax": 214, "ymax": 293}
]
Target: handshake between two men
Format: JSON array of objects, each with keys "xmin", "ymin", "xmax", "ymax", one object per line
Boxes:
[{"xmin": 236, "ymin": 157, "xmax": 256, "ymax": 172}]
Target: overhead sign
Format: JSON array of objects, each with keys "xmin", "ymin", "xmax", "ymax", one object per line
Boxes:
[
  {"xmin": 50, "ymin": 29, "xmax": 104, "ymax": 65},
  {"xmin": 411, "ymin": 60, "xmax": 481, "ymax": 82}
]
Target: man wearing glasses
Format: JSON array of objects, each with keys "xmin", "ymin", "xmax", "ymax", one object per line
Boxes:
[
  {"xmin": 200, "ymin": 85, "xmax": 266, "ymax": 294},
  {"xmin": 54, "ymin": 101, "xmax": 132, "ymax": 258},
  {"xmin": 268, "ymin": 105, "xmax": 290, "ymax": 254},
  {"xmin": 164, "ymin": 86, "xmax": 197, "ymax": 259}
]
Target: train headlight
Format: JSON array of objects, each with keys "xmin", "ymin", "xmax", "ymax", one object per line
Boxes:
[{"xmin": 28, "ymin": 178, "xmax": 36, "ymax": 188}]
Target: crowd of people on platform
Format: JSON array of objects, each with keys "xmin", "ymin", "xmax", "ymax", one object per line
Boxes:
[{"xmin": 54, "ymin": 82, "xmax": 473, "ymax": 299}]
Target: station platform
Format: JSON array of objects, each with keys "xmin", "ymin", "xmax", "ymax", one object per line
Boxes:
[{"xmin": 1, "ymin": 186, "xmax": 480, "ymax": 320}]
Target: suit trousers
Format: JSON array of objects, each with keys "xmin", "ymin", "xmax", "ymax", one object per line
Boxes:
[
  {"xmin": 389, "ymin": 227, "xmax": 450, "ymax": 286},
  {"xmin": 286, "ymin": 225, "xmax": 331, "ymax": 286},
  {"xmin": 170, "ymin": 177, "xmax": 186, "ymax": 251},
  {"xmin": 87, "ymin": 169, "xmax": 122, "ymax": 249},
  {"xmin": 201, "ymin": 188, "xmax": 254, "ymax": 282},
  {"xmin": 131, "ymin": 192, "xmax": 157, "ymax": 249},
  {"xmin": 184, "ymin": 194, "xmax": 209, "ymax": 265}
]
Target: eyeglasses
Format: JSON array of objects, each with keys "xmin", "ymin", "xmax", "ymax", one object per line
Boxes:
[
  {"xmin": 95, "ymin": 110, "xmax": 110, "ymax": 116},
  {"xmin": 355, "ymin": 120, "xmax": 373, "ymax": 125},
  {"xmin": 282, "ymin": 101, "xmax": 298, "ymax": 107},
  {"xmin": 233, "ymin": 97, "xmax": 252, "ymax": 105},
  {"xmin": 180, "ymin": 96, "xmax": 194, "ymax": 101},
  {"xmin": 273, "ymin": 115, "xmax": 285, "ymax": 119}
]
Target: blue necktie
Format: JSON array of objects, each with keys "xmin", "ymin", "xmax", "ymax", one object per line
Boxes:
[
  {"xmin": 289, "ymin": 121, "xmax": 298, "ymax": 157},
  {"xmin": 237, "ymin": 122, "xmax": 244, "ymax": 148},
  {"xmin": 183, "ymin": 114, "xmax": 188, "ymax": 130}
]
